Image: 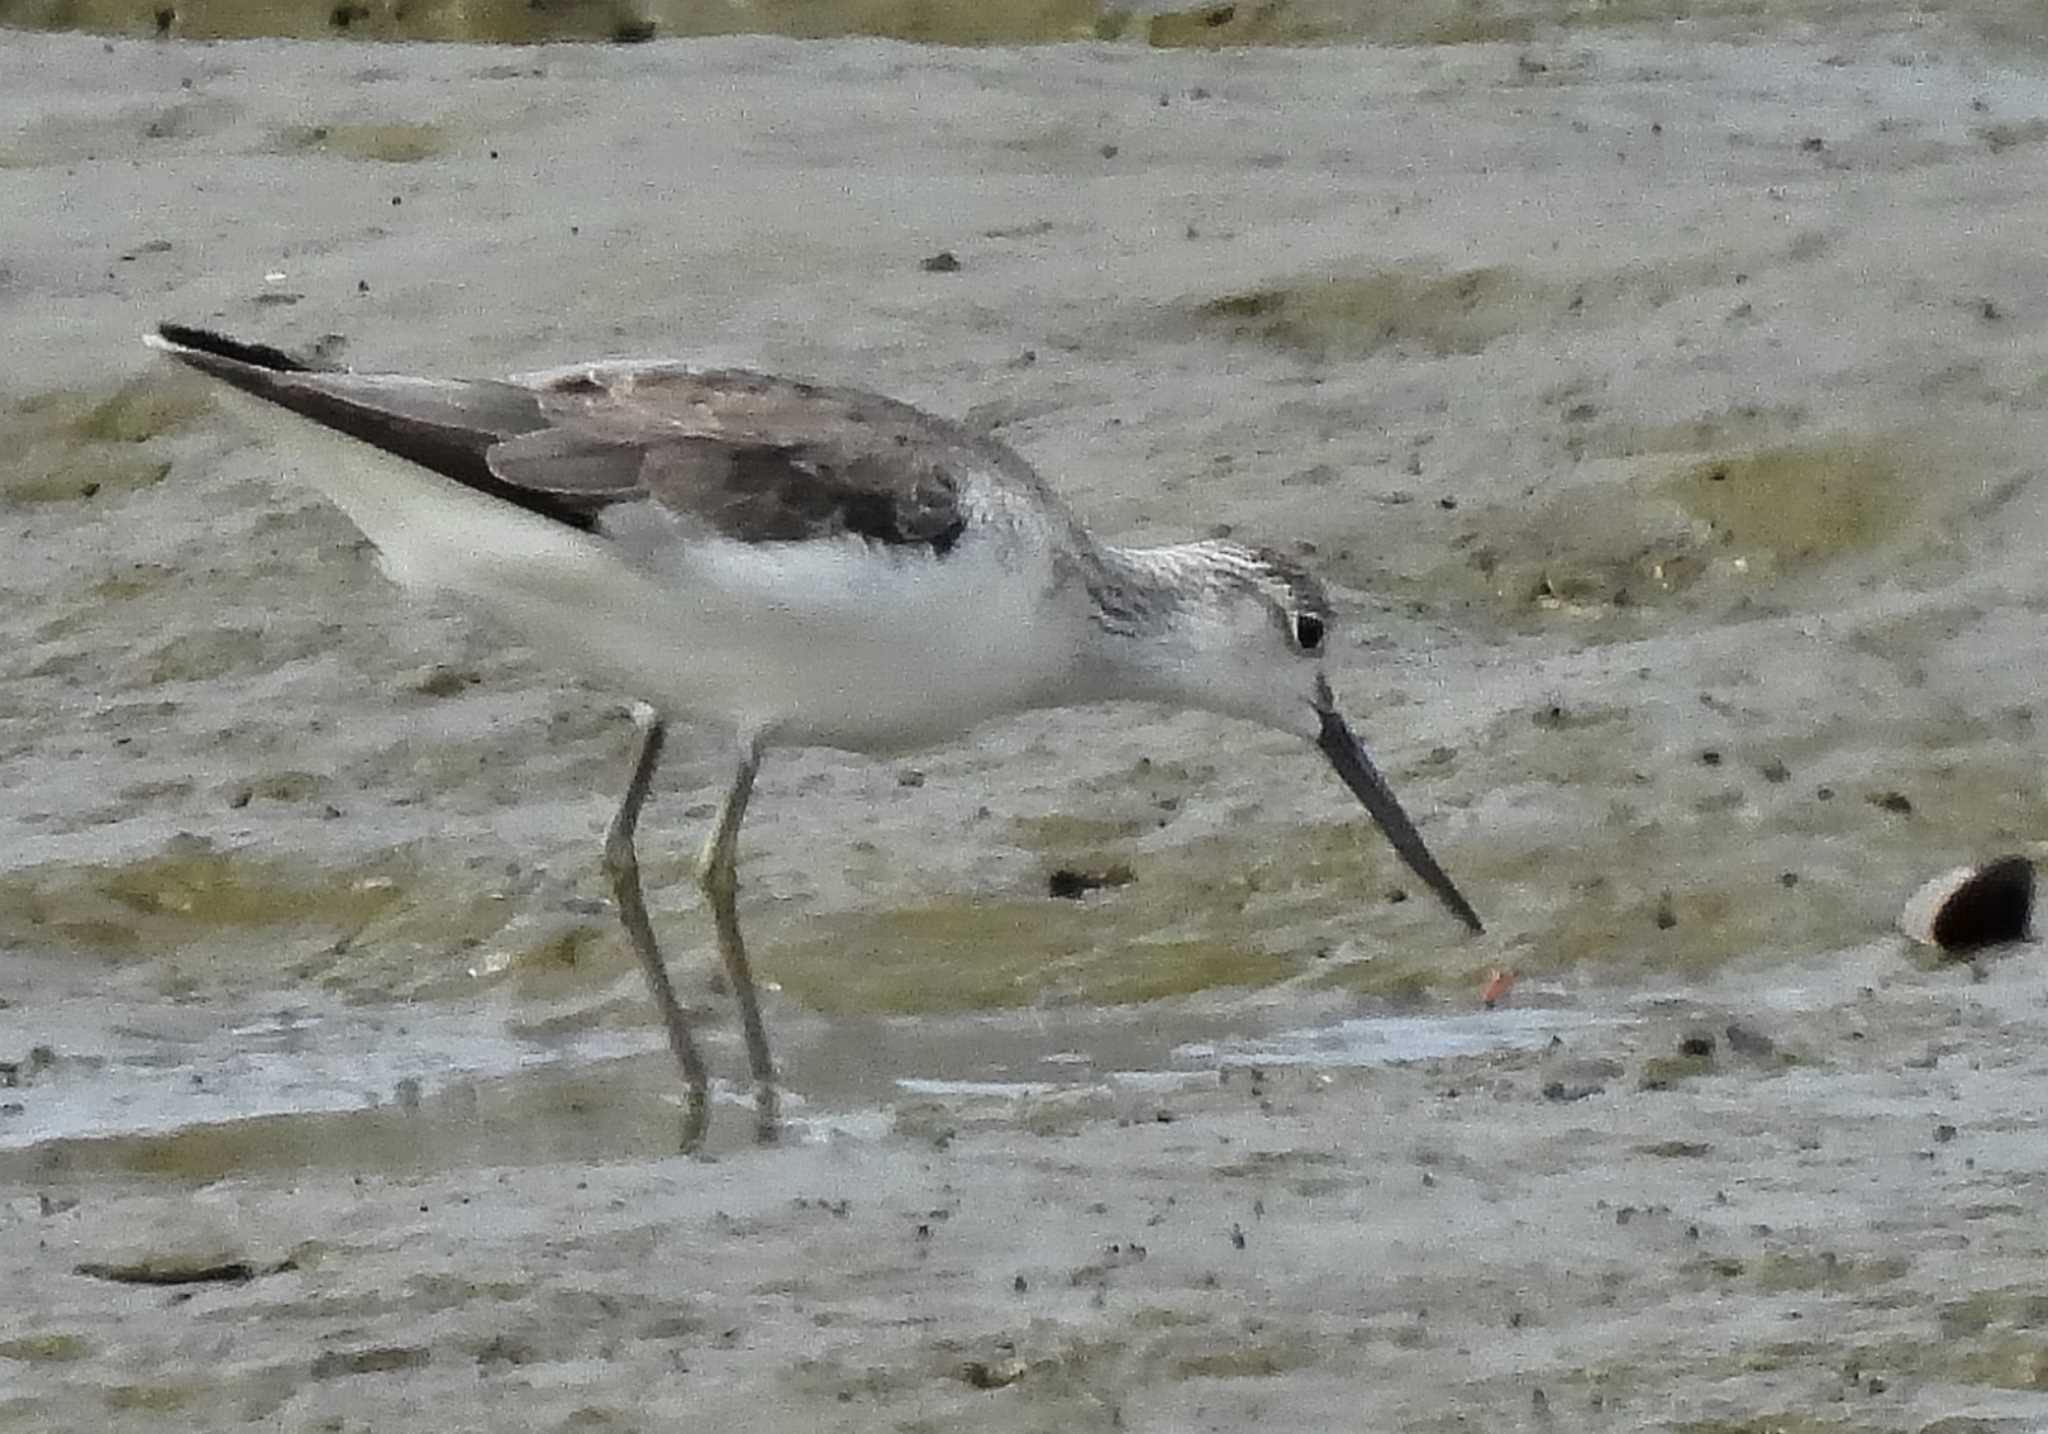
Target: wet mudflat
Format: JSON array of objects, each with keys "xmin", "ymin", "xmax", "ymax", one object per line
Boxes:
[{"xmin": 5, "ymin": 18, "xmax": 2048, "ymax": 1430}]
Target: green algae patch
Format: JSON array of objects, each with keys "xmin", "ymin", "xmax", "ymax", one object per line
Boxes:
[
  {"xmin": 0, "ymin": 1334, "xmax": 90, "ymax": 1363},
  {"xmin": 1711, "ymin": 1339, "xmax": 1831, "ymax": 1376},
  {"xmin": 33, "ymin": 564, "xmax": 183, "ymax": 644},
  {"xmin": 1951, "ymin": 1337, "xmax": 2048, "ymax": 1391},
  {"xmin": 91, "ymin": 563, "xmax": 178, "ymax": 604},
  {"xmin": 104, "ymin": 1380, "xmax": 207, "ymax": 1413},
  {"xmin": 1443, "ymin": 708, "xmax": 2048, "ymax": 986},
  {"xmin": 86, "ymin": 840, "xmax": 387, "ymax": 928},
  {"xmin": 1421, "ymin": 728, "xmax": 1777, "ymax": 985},
  {"xmin": 1307, "ymin": 946, "xmax": 1490, "ymax": 1003},
  {"xmin": 1939, "ymin": 1287, "xmax": 2048, "ymax": 1339},
  {"xmin": 1146, "ymin": 1, "xmax": 1332, "ymax": 46},
  {"xmin": 309, "ymin": 1344, "xmax": 431, "ymax": 1379},
  {"xmin": 1, "ymin": 0, "xmax": 1108, "ymax": 42},
  {"xmin": 271, "ymin": 121, "xmax": 449, "ymax": 163},
  {"xmin": 1672, "ymin": 1418, "xmax": 1861, "ymax": 1434},
  {"xmin": 1639, "ymin": 1051, "xmax": 1714, "ymax": 1089},
  {"xmin": 3, "ymin": 450, "xmax": 169, "ymax": 506},
  {"xmin": 142, "ymin": 626, "xmax": 274, "ymax": 685},
  {"xmin": 1864, "ymin": 1327, "xmax": 2048, "ymax": 1394},
  {"xmin": 1748, "ymin": 1250, "xmax": 1910, "ymax": 1294},
  {"xmin": 1198, "ymin": 266, "xmax": 1553, "ymax": 361},
  {"xmin": 1171, "ymin": 1339, "xmax": 1320, "ymax": 1379},
  {"xmin": 1309, "ymin": 361, "xmax": 1921, "ymax": 642},
  {"xmin": 43, "ymin": 377, "xmax": 212, "ymax": 445},
  {"xmin": 1142, "ymin": 0, "xmax": 1538, "ymax": 46},
  {"xmin": 0, "ymin": 97, "xmax": 240, "ymax": 168},
  {"xmin": 0, "ymin": 0, "xmax": 625, "ymax": 41},
  {"xmin": 1665, "ymin": 441, "xmax": 1909, "ymax": 569},
  {"xmin": 1213, "ymin": 1148, "xmax": 1343, "ymax": 1180},
  {"xmin": 2, "ymin": 377, "xmax": 208, "ymax": 509},
  {"xmin": 1434, "ymin": 471, "xmax": 1713, "ymax": 626},
  {"xmin": 723, "ymin": 0, "xmax": 1105, "ymax": 42},
  {"xmin": 767, "ymin": 817, "xmax": 1427, "ymax": 1013},
  {"xmin": 1192, "ymin": 256, "xmax": 1740, "ymax": 366},
  {"xmin": 1552, "ymin": 0, "xmax": 1765, "ymax": 27},
  {"xmin": 1416, "ymin": 6, "xmax": 1536, "ymax": 41},
  {"xmin": 471, "ymin": 917, "xmax": 618, "ymax": 1003},
  {"xmin": 0, "ymin": 835, "xmax": 404, "ymax": 957},
  {"xmin": 1009, "ymin": 813, "xmax": 1156, "ymax": 851},
  {"xmin": 1, "ymin": 0, "xmax": 1960, "ymax": 44},
  {"xmin": 1852, "ymin": 1285, "xmax": 2048, "ymax": 1395},
  {"xmin": 768, "ymin": 899, "xmax": 1296, "ymax": 1014},
  {"xmin": 287, "ymin": 890, "xmax": 621, "ymax": 1004},
  {"xmin": 1571, "ymin": 403, "xmax": 1811, "ymax": 463},
  {"xmin": 1532, "ymin": 862, "xmax": 1860, "ymax": 987}
]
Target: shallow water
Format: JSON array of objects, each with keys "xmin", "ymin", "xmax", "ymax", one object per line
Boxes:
[{"xmin": 1, "ymin": 945, "xmax": 1605, "ymax": 1174}]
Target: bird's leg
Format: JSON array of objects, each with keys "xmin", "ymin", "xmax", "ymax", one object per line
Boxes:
[
  {"xmin": 698, "ymin": 741, "xmax": 778, "ymax": 1144},
  {"xmin": 602, "ymin": 703, "xmax": 710, "ymax": 1153}
]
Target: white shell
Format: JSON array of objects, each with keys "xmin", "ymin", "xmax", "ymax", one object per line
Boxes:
[{"xmin": 1899, "ymin": 865, "xmax": 1976, "ymax": 946}]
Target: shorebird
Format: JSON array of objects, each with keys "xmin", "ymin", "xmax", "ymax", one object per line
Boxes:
[{"xmin": 145, "ymin": 323, "xmax": 1483, "ymax": 1148}]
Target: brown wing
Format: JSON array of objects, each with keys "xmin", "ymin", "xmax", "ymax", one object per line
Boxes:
[
  {"xmin": 486, "ymin": 365, "xmax": 973, "ymax": 552},
  {"xmin": 149, "ymin": 326, "xmax": 982, "ymax": 553}
]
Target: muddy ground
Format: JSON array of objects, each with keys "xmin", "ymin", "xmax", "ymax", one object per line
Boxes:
[{"xmin": 4, "ymin": 18, "xmax": 2048, "ymax": 1431}]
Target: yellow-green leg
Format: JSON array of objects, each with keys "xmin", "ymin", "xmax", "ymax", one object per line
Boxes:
[
  {"xmin": 602, "ymin": 704, "xmax": 710, "ymax": 1152},
  {"xmin": 698, "ymin": 740, "xmax": 779, "ymax": 1144}
]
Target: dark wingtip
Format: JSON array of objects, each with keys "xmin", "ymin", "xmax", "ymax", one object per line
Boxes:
[{"xmin": 148, "ymin": 323, "xmax": 318, "ymax": 373}]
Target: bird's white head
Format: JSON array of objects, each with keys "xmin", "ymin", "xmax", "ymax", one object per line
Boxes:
[
  {"xmin": 1089, "ymin": 539, "xmax": 1483, "ymax": 934},
  {"xmin": 1088, "ymin": 540, "xmax": 1335, "ymax": 738}
]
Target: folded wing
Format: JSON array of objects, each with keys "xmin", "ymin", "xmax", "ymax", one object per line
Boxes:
[{"xmin": 149, "ymin": 325, "xmax": 980, "ymax": 554}]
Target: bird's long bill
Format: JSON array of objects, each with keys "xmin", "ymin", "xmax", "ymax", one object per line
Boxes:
[{"xmin": 1316, "ymin": 704, "xmax": 1484, "ymax": 934}]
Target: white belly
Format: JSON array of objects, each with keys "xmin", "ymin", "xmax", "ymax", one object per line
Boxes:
[{"xmin": 240, "ymin": 395, "xmax": 1083, "ymax": 752}]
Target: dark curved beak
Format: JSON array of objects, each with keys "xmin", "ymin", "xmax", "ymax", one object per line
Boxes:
[{"xmin": 1314, "ymin": 678, "xmax": 1483, "ymax": 933}]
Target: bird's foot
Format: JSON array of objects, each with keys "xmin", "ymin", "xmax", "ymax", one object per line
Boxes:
[
  {"xmin": 678, "ymin": 1085, "xmax": 710, "ymax": 1155},
  {"xmin": 751, "ymin": 1081, "xmax": 781, "ymax": 1146}
]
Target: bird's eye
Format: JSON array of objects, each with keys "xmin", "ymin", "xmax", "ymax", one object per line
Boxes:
[{"xmin": 1293, "ymin": 612, "xmax": 1326, "ymax": 653}]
